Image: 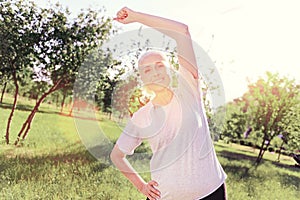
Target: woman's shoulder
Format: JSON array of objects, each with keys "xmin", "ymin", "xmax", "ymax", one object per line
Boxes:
[{"xmin": 131, "ymin": 101, "xmax": 153, "ymax": 122}]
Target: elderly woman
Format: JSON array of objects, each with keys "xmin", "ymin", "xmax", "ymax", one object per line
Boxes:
[{"xmin": 110, "ymin": 7, "xmax": 227, "ymax": 200}]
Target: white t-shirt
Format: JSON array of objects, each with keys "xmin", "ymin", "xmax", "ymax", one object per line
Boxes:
[{"xmin": 116, "ymin": 66, "xmax": 227, "ymax": 199}]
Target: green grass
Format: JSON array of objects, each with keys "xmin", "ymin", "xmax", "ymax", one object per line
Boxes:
[
  {"xmin": 215, "ymin": 142, "xmax": 299, "ymax": 200},
  {"xmin": 0, "ymin": 95, "xmax": 299, "ymax": 199}
]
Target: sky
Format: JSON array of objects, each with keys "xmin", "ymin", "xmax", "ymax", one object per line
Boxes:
[{"xmin": 35, "ymin": 0, "xmax": 300, "ymax": 102}]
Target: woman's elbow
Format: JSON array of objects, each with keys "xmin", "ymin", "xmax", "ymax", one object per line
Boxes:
[
  {"xmin": 180, "ymin": 23, "xmax": 191, "ymax": 37},
  {"xmin": 110, "ymin": 147, "xmax": 118, "ymax": 163},
  {"xmin": 110, "ymin": 145, "xmax": 125, "ymax": 163},
  {"xmin": 110, "ymin": 150, "xmax": 115, "ymax": 162}
]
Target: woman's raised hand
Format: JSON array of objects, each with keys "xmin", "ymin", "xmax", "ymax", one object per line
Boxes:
[{"xmin": 114, "ymin": 7, "xmax": 136, "ymax": 24}]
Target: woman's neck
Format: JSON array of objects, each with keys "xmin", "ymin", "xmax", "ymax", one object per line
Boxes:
[{"xmin": 152, "ymin": 88, "xmax": 173, "ymax": 106}]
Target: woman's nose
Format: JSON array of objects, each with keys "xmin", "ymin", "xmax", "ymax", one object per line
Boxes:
[{"xmin": 153, "ymin": 69, "xmax": 161, "ymax": 77}]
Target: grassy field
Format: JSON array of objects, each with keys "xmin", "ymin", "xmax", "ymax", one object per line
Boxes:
[{"xmin": 0, "ymin": 95, "xmax": 299, "ymax": 200}]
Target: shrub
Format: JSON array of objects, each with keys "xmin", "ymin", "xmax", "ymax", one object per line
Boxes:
[
  {"xmin": 268, "ymin": 147, "xmax": 274, "ymax": 152},
  {"xmin": 248, "ymin": 141, "xmax": 253, "ymax": 147},
  {"xmin": 231, "ymin": 139, "xmax": 238, "ymax": 143},
  {"xmin": 239, "ymin": 140, "xmax": 245, "ymax": 145}
]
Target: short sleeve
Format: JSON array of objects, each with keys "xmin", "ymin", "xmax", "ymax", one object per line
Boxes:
[
  {"xmin": 178, "ymin": 66, "xmax": 201, "ymax": 100},
  {"xmin": 116, "ymin": 119, "xmax": 142, "ymax": 155}
]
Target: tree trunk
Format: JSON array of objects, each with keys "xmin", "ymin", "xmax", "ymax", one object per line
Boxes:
[
  {"xmin": 0, "ymin": 81, "xmax": 7, "ymax": 104},
  {"xmin": 68, "ymin": 101, "xmax": 74, "ymax": 116},
  {"xmin": 128, "ymin": 108, "xmax": 133, "ymax": 118},
  {"xmin": 256, "ymin": 139, "xmax": 266, "ymax": 164},
  {"xmin": 60, "ymin": 92, "xmax": 66, "ymax": 113},
  {"xmin": 256, "ymin": 138, "xmax": 271, "ymax": 165},
  {"xmin": 5, "ymin": 71, "xmax": 18, "ymax": 144},
  {"xmin": 21, "ymin": 95, "xmax": 44, "ymax": 141},
  {"xmin": 20, "ymin": 113, "xmax": 35, "ymax": 142},
  {"xmin": 15, "ymin": 79, "xmax": 63, "ymax": 145},
  {"xmin": 277, "ymin": 141, "xmax": 285, "ymax": 162},
  {"xmin": 56, "ymin": 93, "xmax": 59, "ymax": 108},
  {"xmin": 35, "ymin": 94, "xmax": 38, "ymax": 104}
]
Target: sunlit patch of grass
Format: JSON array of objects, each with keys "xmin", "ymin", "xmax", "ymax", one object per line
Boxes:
[
  {"xmin": 97, "ymin": 115, "xmax": 123, "ymax": 141},
  {"xmin": 216, "ymin": 142, "xmax": 300, "ymax": 200}
]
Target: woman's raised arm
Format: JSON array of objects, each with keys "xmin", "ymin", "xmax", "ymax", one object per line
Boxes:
[{"xmin": 115, "ymin": 7, "xmax": 198, "ymax": 79}]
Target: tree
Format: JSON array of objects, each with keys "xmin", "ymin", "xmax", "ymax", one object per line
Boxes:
[
  {"xmin": 112, "ymin": 74, "xmax": 150, "ymax": 120},
  {"xmin": 95, "ymin": 58, "xmax": 124, "ymax": 119},
  {"xmin": 240, "ymin": 72, "xmax": 300, "ymax": 164},
  {"xmin": 59, "ymin": 85, "xmax": 73, "ymax": 113},
  {"xmin": 222, "ymin": 112, "xmax": 247, "ymax": 140},
  {"xmin": 0, "ymin": 68, "xmax": 10, "ymax": 103},
  {"xmin": 0, "ymin": 0, "xmax": 45, "ymax": 144},
  {"xmin": 275, "ymin": 102, "xmax": 300, "ymax": 161},
  {"xmin": 71, "ymin": 47, "xmax": 122, "ymax": 116},
  {"xmin": 14, "ymin": 3, "xmax": 113, "ymax": 145}
]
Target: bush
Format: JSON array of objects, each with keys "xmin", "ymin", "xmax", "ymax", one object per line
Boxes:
[
  {"xmin": 282, "ymin": 151, "xmax": 292, "ymax": 156},
  {"xmin": 248, "ymin": 141, "xmax": 253, "ymax": 147},
  {"xmin": 268, "ymin": 147, "xmax": 274, "ymax": 152},
  {"xmin": 231, "ymin": 139, "xmax": 238, "ymax": 143},
  {"xmin": 223, "ymin": 137, "xmax": 231, "ymax": 144},
  {"xmin": 244, "ymin": 141, "xmax": 253, "ymax": 147},
  {"xmin": 239, "ymin": 140, "xmax": 245, "ymax": 145}
]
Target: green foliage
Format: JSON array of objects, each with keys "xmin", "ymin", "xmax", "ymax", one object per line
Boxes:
[
  {"xmin": 0, "ymin": 0, "xmax": 41, "ymax": 75},
  {"xmin": 74, "ymin": 48, "xmax": 122, "ymax": 113},
  {"xmin": 223, "ymin": 72, "xmax": 300, "ymax": 164},
  {"xmin": 0, "ymin": 0, "xmax": 115, "ymax": 144},
  {"xmin": 112, "ymin": 75, "xmax": 151, "ymax": 119},
  {"xmin": 0, "ymin": 0, "xmax": 48, "ymax": 143},
  {"xmin": 223, "ymin": 112, "xmax": 247, "ymax": 140},
  {"xmin": 35, "ymin": 3, "xmax": 113, "ymax": 91},
  {"xmin": 220, "ymin": 102, "xmax": 246, "ymax": 142}
]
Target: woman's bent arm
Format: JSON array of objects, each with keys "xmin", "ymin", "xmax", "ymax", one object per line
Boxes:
[{"xmin": 110, "ymin": 144, "xmax": 161, "ymax": 200}]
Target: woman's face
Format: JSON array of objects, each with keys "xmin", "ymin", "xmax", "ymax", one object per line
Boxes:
[{"xmin": 138, "ymin": 52, "xmax": 171, "ymax": 93}]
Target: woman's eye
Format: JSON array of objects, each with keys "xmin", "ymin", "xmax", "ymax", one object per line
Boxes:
[{"xmin": 144, "ymin": 69, "xmax": 151, "ymax": 73}]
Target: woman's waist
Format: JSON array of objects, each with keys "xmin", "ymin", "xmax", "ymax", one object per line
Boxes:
[{"xmin": 150, "ymin": 170, "xmax": 226, "ymax": 200}]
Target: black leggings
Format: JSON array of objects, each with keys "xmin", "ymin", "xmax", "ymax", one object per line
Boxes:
[
  {"xmin": 200, "ymin": 184, "xmax": 226, "ymax": 200},
  {"xmin": 146, "ymin": 184, "xmax": 226, "ymax": 200}
]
